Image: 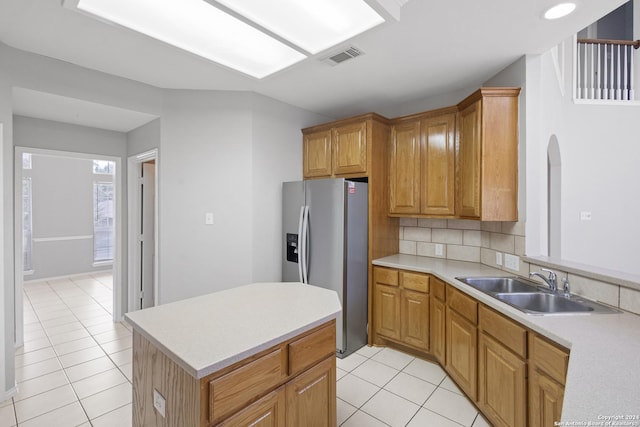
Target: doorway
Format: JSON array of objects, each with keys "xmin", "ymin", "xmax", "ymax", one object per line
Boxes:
[
  {"xmin": 14, "ymin": 147, "xmax": 123, "ymax": 347},
  {"xmin": 127, "ymin": 150, "xmax": 158, "ymax": 311}
]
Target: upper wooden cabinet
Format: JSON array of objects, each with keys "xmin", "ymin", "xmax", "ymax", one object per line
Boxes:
[
  {"xmin": 303, "ymin": 129, "xmax": 332, "ymax": 178},
  {"xmin": 457, "ymin": 88, "xmax": 521, "ymax": 221},
  {"xmin": 302, "ymin": 114, "xmax": 388, "ymax": 179},
  {"xmin": 389, "ymin": 120, "xmax": 421, "ymax": 214},
  {"xmin": 389, "ymin": 109, "xmax": 456, "ymax": 217}
]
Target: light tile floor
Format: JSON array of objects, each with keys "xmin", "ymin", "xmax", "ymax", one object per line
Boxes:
[
  {"xmin": 337, "ymin": 347, "xmax": 491, "ymax": 426},
  {"xmin": 2, "ymin": 272, "xmax": 133, "ymax": 427},
  {"xmin": 2, "ymin": 273, "xmax": 492, "ymax": 426}
]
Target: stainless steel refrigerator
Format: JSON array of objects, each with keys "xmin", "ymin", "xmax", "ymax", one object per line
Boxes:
[{"xmin": 282, "ymin": 178, "xmax": 368, "ymax": 358}]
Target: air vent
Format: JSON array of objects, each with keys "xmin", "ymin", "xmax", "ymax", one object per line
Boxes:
[{"xmin": 324, "ymin": 46, "xmax": 364, "ymax": 66}]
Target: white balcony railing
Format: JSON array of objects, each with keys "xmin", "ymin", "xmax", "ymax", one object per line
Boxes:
[{"xmin": 576, "ymin": 38, "xmax": 640, "ymax": 101}]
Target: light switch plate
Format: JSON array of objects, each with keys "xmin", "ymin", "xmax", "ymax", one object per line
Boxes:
[
  {"xmin": 496, "ymin": 252, "xmax": 503, "ymax": 266},
  {"xmin": 205, "ymin": 212, "xmax": 214, "ymax": 225},
  {"xmin": 153, "ymin": 389, "xmax": 166, "ymax": 417}
]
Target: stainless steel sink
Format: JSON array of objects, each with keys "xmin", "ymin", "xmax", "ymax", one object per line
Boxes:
[
  {"xmin": 456, "ymin": 276, "xmax": 539, "ymax": 294},
  {"xmin": 494, "ymin": 292, "xmax": 594, "ymax": 314},
  {"xmin": 456, "ymin": 276, "xmax": 620, "ymax": 315}
]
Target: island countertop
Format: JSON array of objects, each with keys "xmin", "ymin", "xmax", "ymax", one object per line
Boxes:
[
  {"xmin": 125, "ymin": 282, "xmax": 341, "ymax": 379},
  {"xmin": 373, "ymin": 254, "xmax": 640, "ymax": 424}
]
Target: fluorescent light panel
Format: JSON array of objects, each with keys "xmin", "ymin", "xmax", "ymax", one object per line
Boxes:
[
  {"xmin": 76, "ymin": 0, "xmax": 306, "ymax": 78},
  {"xmin": 214, "ymin": 0, "xmax": 385, "ymax": 54}
]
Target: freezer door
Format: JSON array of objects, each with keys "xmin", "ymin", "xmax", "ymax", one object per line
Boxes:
[
  {"xmin": 305, "ymin": 179, "xmax": 347, "ymax": 352},
  {"xmin": 282, "ymin": 181, "xmax": 305, "ymax": 282}
]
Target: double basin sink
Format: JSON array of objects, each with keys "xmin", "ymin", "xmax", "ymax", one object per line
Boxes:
[{"xmin": 455, "ymin": 276, "xmax": 619, "ymax": 315}]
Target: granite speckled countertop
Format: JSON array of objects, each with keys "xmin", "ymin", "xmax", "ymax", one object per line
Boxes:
[
  {"xmin": 125, "ymin": 282, "xmax": 341, "ymax": 379},
  {"xmin": 373, "ymin": 254, "xmax": 640, "ymax": 424}
]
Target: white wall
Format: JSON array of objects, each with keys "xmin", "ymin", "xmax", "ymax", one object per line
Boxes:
[
  {"xmin": 127, "ymin": 118, "xmax": 160, "ymax": 156},
  {"xmin": 525, "ymin": 37, "xmax": 640, "ymax": 274}
]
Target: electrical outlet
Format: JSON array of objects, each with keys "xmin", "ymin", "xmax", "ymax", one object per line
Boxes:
[
  {"xmin": 205, "ymin": 212, "xmax": 214, "ymax": 225},
  {"xmin": 580, "ymin": 211, "xmax": 592, "ymax": 221},
  {"xmin": 153, "ymin": 389, "xmax": 166, "ymax": 418},
  {"xmin": 504, "ymin": 254, "xmax": 520, "ymax": 271},
  {"xmin": 435, "ymin": 244, "xmax": 444, "ymax": 256},
  {"xmin": 496, "ymin": 252, "xmax": 503, "ymax": 266}
]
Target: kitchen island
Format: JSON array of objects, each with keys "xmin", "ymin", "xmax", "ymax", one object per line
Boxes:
[
  {"xmin": 373, "ymin": 254, "xmax": 640, "ymax": 426},
  {"xmin": 125, "ymin": 282, "xmax": 341, "ymax": 427}
]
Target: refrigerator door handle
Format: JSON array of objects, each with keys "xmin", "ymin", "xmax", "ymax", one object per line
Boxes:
[
  {"xmin": 301, "ymin": 205, "xmax": 310, "ymax": 284},
  {"xmin": 296, "ymin": 206, "xmax": 305, "ymax": 282}
]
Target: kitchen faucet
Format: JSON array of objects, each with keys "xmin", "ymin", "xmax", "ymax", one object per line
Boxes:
[{"xmin": 530, "ymin": 268, "xmax": 558, "ymax": 292}]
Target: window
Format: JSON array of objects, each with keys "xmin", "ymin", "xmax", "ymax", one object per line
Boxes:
[
  {"xmin": 93, "ymin": 182, "xmax": 114, "ymax": 262},
  {"xmin": 23, "ymin": 177, "xmax": 33, "ymax": 272},
  {"xmin": 93, "ymin": 160, "xmax": 115, "ymax": 175}
]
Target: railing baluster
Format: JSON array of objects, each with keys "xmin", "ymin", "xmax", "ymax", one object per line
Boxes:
[
  {"xmin": 616, "ymin": 44, "xmax": 622, "ymax": 100},
  {"xmin": 597, "ymin": 43, "xmax": 601, "ymax": 99},
  {"xmin": 631, "ymin": 45, "xmax": 635, "ymax": 100},
  {"xmin": 610, "ymin": 44, "xmax": 615, "ymax": 100},
  {"xmin": 624, "ymin": 45, "xmax": 629, "ymax": 100},
  {"xmin": 577, "ymin": 42, "xmax": 582, "ymax": 98},
  {"xmin": 590, "ymin": 43, "xmax": 595, "ymax": 99},
  {"xmin": 603, "ymin": 44, "xmax": 609, "ymax": 99}
]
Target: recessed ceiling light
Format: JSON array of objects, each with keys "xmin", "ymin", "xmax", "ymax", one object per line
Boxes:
[
  {"xmin": 544, "ymin": 3, "xmax": 577, "ymax": 20},
  {"xmin": 213, "ymin": 0, "xmax": 385, "ymax": 55},
  {"xmin": 70, "ymin": 0, "xmax": 306, "ymax": 79}
]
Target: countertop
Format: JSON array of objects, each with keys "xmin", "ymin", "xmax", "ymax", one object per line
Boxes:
[
  {"xmin": 124, "ymin": 282, "xmax": 341, "ymax": 379},
  {"xmin": 373, "ymin": 254, "xmax": 640, "ymax": 424}
]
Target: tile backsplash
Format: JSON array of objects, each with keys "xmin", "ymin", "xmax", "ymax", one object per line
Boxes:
[
  {"xmin": 398, "ymin": 218, "xmax": 525, "ymax": 272},
  {"xmin": 398, "ymin": 218, "xmax": 640, "ymax": 316}
]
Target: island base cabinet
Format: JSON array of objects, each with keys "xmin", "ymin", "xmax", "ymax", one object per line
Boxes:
[
  {"xmin": 286, "ymin": 357, "xmax": 336, "ymax": 427},
  {"xmin": 218, "ymin": 388, "xmax": 285, "ymax": 427}
]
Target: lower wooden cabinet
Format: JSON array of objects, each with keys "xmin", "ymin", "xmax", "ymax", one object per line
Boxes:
[
  {"xmin": 373, "ymin": 267, "xmax": 429, "ymax": 351},
  {"xmin": 286, "ymin": 357, "xmax": 336, "ymax": 427},
  {"xmin": 529, "ymin": 333, "xmax": 569, "ymax": 427},
  {"xmin": 478, "ymin": 333, "xmax": 526, "ymax": 427},
  {"xmin": 401, "ymin": 290, "xmax": 429, "ymax": 350},
  {"xmin": 371, "ymin": 266, "xmax": 572, "ymax": 427},
  {"xmin": 445, "ymin": 308, "xmax": 477, "ymax": 400}
]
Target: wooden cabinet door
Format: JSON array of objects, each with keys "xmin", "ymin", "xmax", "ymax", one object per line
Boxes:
[
  {"xmin": 303, "ymin": 130, "xmax": 332, "ymax": 178},
  {"xmin": 389, "ymin": 120, "xmax": 421, "ymax": 214},
  {"xmin": 401, "ymin": 290, "xmax": 429, "ymax": 350},
  {"xmin": 457, "ymin": 100, "xmax": 482, "ymax": 218},
  {"xmin": 421, "ymin": 113, "xmax": 456, "ymax": 216},
  {"xmin": 286, "ymin": 357, "xmax": 336, "ymax": 427},
  {"xmin": 430, "ymin": 296, "xmax": 446, "ymax": 365},
  {"xmin": 374, "ymin": 284, "xmax": 401, "ymax": 341},
  {"xmin": 478, "ymin": 333, "xmax": 526, "ymax": 427},
  {"xmin": 218, "ymin": 387, "xmax": 285, "ymax": 427},
  {"xmin": 446, "ymin": 308, "xmax": 477, "ymax": 400},
  {"xmin": 529, "ymin": 369, "xmax": 565, "ymax": 427},
  {"xmin": 332, "ymin": 121, "xmax": 367, "ymax": 176}
]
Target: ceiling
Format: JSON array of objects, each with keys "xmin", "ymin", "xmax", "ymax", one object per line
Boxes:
[{"xmin": 0, "ymin": 0, "xmax": 629, "ymax": 128}]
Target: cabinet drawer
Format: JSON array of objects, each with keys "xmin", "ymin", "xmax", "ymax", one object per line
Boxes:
[
  {"xmin": 401, "ymin": 271, "xmax": 429, "ymax": 293},
  {"xmin": 479, "ymin": 305, "xmax": 527, "ymax": 358},
  {"xmin": 431, "ymin": 277, "xmax": 446, "ymax": 301},
  {"xmin": 209, "ymin": 347, "xmax": 287, "ymax": 424},
  {"xmin": 529, "ymin": 334, "xmax": 569, "ymax": 385},
  {"xmin": 288, "ymin": 323, "xmax": 336, "ymax": 376},
  {"xmin": 374, "ymin": 267, "xmax": 399, "ymax": 287},
  {"xmin": 447, "ymin": 285, "xmax": 478, "ymax": 325}
]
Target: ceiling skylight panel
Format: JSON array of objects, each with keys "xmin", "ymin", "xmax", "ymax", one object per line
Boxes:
[
  {"xmin": 74, "ymin": 0, "xmax": 306, "ymax": 78},
  {"xmin": 213, "ymin": 0, "xmax": 385, "ymax": 54}
]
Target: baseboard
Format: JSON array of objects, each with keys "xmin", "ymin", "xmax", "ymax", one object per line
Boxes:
[{"xmin": 23, "ymin": 269, "xmax": 112, "ymax": 284}]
